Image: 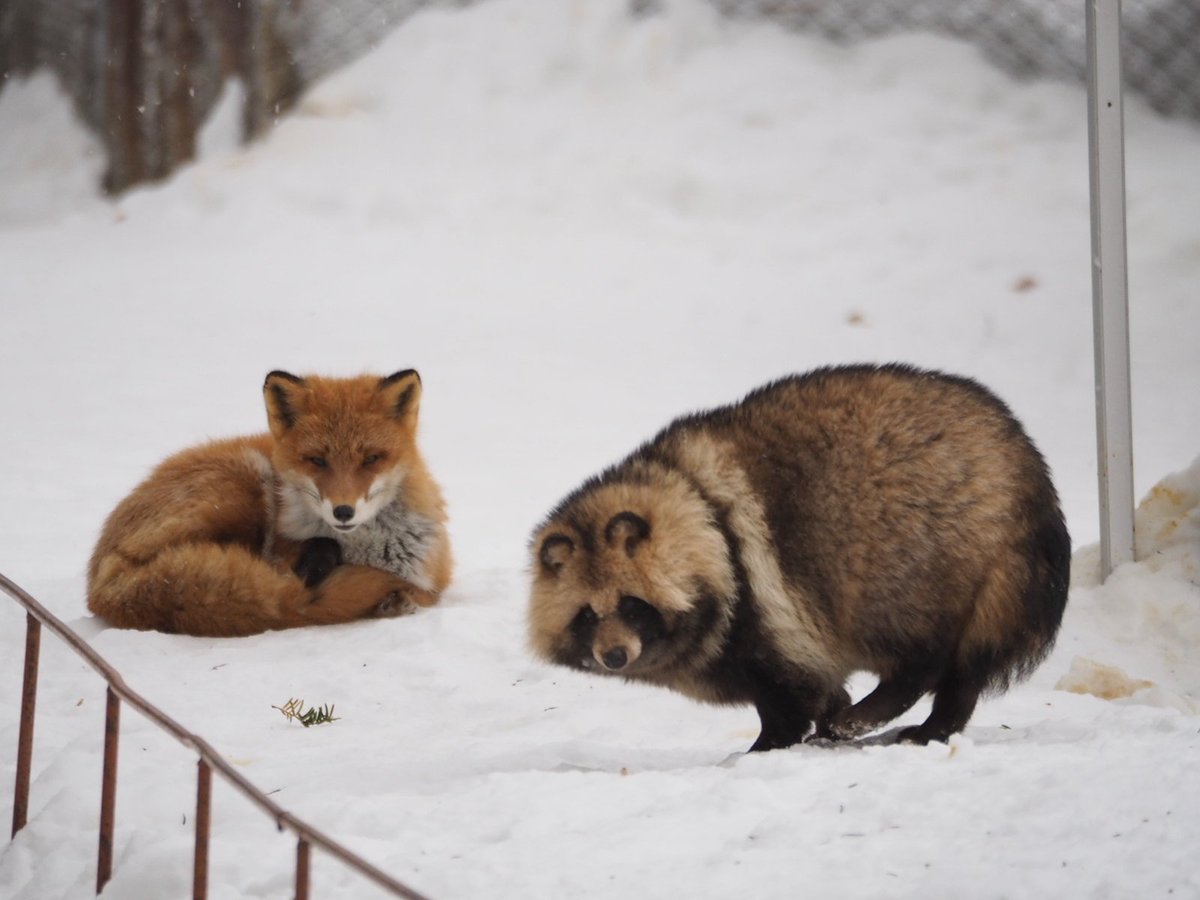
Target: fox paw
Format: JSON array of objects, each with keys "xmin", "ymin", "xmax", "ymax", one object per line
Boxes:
[
  {"xmin": 293, "ymin": 537, "xmax": 343, "ymax": 587},
  {"xmin": 374, "ymin": 590, "xmax": 418, "ymax": 618}
]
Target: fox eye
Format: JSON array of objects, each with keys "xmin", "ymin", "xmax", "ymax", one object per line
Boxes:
[
  {"xmin": 305, "ymin": 455, "xmax": 328, "ymax": 468},
  {"xmin": 363, "ymin": 453, "xmax": 383, "ymax": 467}
]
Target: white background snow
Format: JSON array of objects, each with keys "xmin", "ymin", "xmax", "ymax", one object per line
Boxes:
[{"xmin": 2, "ymin": 0, "xmax": 1199, "ymax": 897}]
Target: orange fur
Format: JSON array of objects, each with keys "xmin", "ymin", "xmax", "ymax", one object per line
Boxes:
[{"xmin": 88, "ymin": 372, "xmax": 452, "ymax": 636}]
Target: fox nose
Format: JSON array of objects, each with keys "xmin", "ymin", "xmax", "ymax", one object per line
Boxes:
[
  {"xmin": 332, "ymin": 505, "xmax": 355, "ymax": 523},
  {"xmin": 601, "ymin": 647, "xmax": 628, "ymax": 671}
]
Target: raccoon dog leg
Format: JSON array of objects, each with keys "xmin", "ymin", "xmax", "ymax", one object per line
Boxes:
[
  {"xmin": 810, "ymin": 687, "xmax": 853, "ymax": 741},
  {"xmin": 824, "ymin": 667, "xmax": 941, "ymax": 741},
  {"xmin": 893, "ymin": 541, "xmax": 1066, "ymax": 745},
  {"xmin": 750, "ymin": 693, "xmax": 813, "ymax": 752},
  {"xmin": 748, "ymin": 672, "xmax": 837, "ymax": 752},
  {"xmin": 896, "ymin": 668, "xmax": 986, "ymax": 745}
]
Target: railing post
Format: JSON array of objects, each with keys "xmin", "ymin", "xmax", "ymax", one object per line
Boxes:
[
  {"xmin": 194, "ymin": 759, "xmax": 212, "ymax": 900},
  {"xmin": 1, "ymin": 571, "xmax": 429, "ymax": 899},
  {"xmin": 295, "ymin": 837, "xmax": 311, "ymax": 900},
  {"xmin": 1087, "ymin": 0, "xmax": 1136, "ymax": 578},
  {"xmin": 97, "ymin": 686, "xmax": 121, "ymax": 894},
  {"xmin": 11, "ymin": 612, "xmax": 42, "ymax": 837}
]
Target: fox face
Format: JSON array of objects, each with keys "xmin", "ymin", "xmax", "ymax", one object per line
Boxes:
[{"xmin": 264, "ymin": 370, "xmax": 423, "ymax": 536}]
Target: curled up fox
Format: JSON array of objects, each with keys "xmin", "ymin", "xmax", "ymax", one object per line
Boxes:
[{"xmin": 87, "ymin": 370, "xmax": 452, "ymax": 637}]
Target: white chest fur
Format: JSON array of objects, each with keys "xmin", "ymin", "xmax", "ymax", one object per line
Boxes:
[
  {"xmin": 335, "ymin": 501, "xmax": 437, "ymax": 590},
  {"xmin": 269, "ymin": 469, "xmax": 436, "ymax": 590}
]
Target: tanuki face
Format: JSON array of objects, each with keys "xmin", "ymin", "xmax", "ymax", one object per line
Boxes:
[{"xmin": 528, "ymin": 477, "xmax": 737, "ymax": 681}]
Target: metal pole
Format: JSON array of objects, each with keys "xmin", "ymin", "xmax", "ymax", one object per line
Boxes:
[
  {"xmin": 11, "ymin": 613, "xmax": 41, "ymax": 837},
  {"xmin": 97, "ymin": 687, "xmax": 121, "ymax": 894},
  {"xmin": 1086, "ymin": 0, "xmax": 1135, "ymax": 577}
]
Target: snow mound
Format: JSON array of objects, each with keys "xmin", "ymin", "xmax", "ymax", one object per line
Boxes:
[
  {"xmin": 1135, "ymin": 456, "xmax": 1200, "ymax": 553},
  {"xmin": 1055, "ymin": 454, "xmax": 1200, "ymax": 707},
  {"xmin": 1056, "ymin": 657, "xmax": 1155, "ymax": 700}
]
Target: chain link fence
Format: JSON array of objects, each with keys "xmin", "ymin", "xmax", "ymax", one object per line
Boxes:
[
  {"xmin": 715, "ymin": 0, "xmax": 1200, "ymax": 121},
  {"xmin": 2, "ymin": 0, "xmax": 1197, "ymax": 193}
]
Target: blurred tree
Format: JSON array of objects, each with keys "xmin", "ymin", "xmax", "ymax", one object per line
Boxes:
[
  {"xmin": 101, "ymin": 0, "xmax": 300, "ymax": 193},
  {"xmin": 1, "ymin": 0, "xmax": 1196, "ymax": 194},
  {"xmin": 1, "ymin": 0, "xmax": 301, "ymax": 194}
]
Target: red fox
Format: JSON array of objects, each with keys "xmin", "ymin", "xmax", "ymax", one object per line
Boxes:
[{"xmin": 88, "ymin": 370, "xmax": 453, "ymax": 637}]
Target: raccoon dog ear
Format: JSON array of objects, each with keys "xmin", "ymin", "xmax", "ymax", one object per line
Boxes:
[
  {"xmin": 605, "ymin": 512, "xmax": 651, "ymax": 557},
  {"xmin": 263, "ymin": 371, "xmax": 306, "ymax": 431},
  {"xmin": 539, "ymin": 534, "xmax": 575, "ymax": 575},
  {"xmin": 379, "ymin": 369, "xmax": 422, "ymax": 422}
]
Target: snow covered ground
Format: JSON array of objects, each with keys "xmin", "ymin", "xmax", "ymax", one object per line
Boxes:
[{"xmin": 2, "ymin": 0, "xmax": 1199, "ymax": 897}]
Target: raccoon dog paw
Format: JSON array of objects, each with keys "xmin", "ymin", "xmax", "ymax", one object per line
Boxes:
[
  {"xmin": 823, "ymin": 709, "xmax": 879, "ymax": 742},
  {"xmin": 747, "ymin": 733, "xmax": 795, "ymax": 753},
  {"xmin": 812, "ymin": 688, "xmax": 854, "ymax": 740},
  {"xmin": 895, "ymin": 724, "xmax": 949, "ymax": 746}
]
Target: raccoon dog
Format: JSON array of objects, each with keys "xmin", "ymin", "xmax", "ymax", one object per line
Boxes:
[{"xmin": 528, "ymin": 364, "xmax": 1070, "ymax": 750}]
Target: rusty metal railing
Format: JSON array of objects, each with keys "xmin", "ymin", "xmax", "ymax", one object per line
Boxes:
[{"xmin": 2, "ymin": 571, "xmax": 431, "ymax": 900}]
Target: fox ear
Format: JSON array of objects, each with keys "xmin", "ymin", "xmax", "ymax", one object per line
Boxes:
[
  {"xmin": 605, "ymin": 512, "xmax": 651, "ymax": 557},
  {"xmin": 539, "ymin": 534, "xmax": 575, "ymax": 576},
  {"xmin": 264, "ymin": 371, "xmax": 306, "ymax": 431},
  {"xmin": 379, "ymin": 369, "xmax": 422, "ymax": 422}
]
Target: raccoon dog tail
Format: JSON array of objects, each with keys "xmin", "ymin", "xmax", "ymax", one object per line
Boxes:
[{"xmin": 959, "ymin": 498, "xmax": 1072, "ymax": 695}]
